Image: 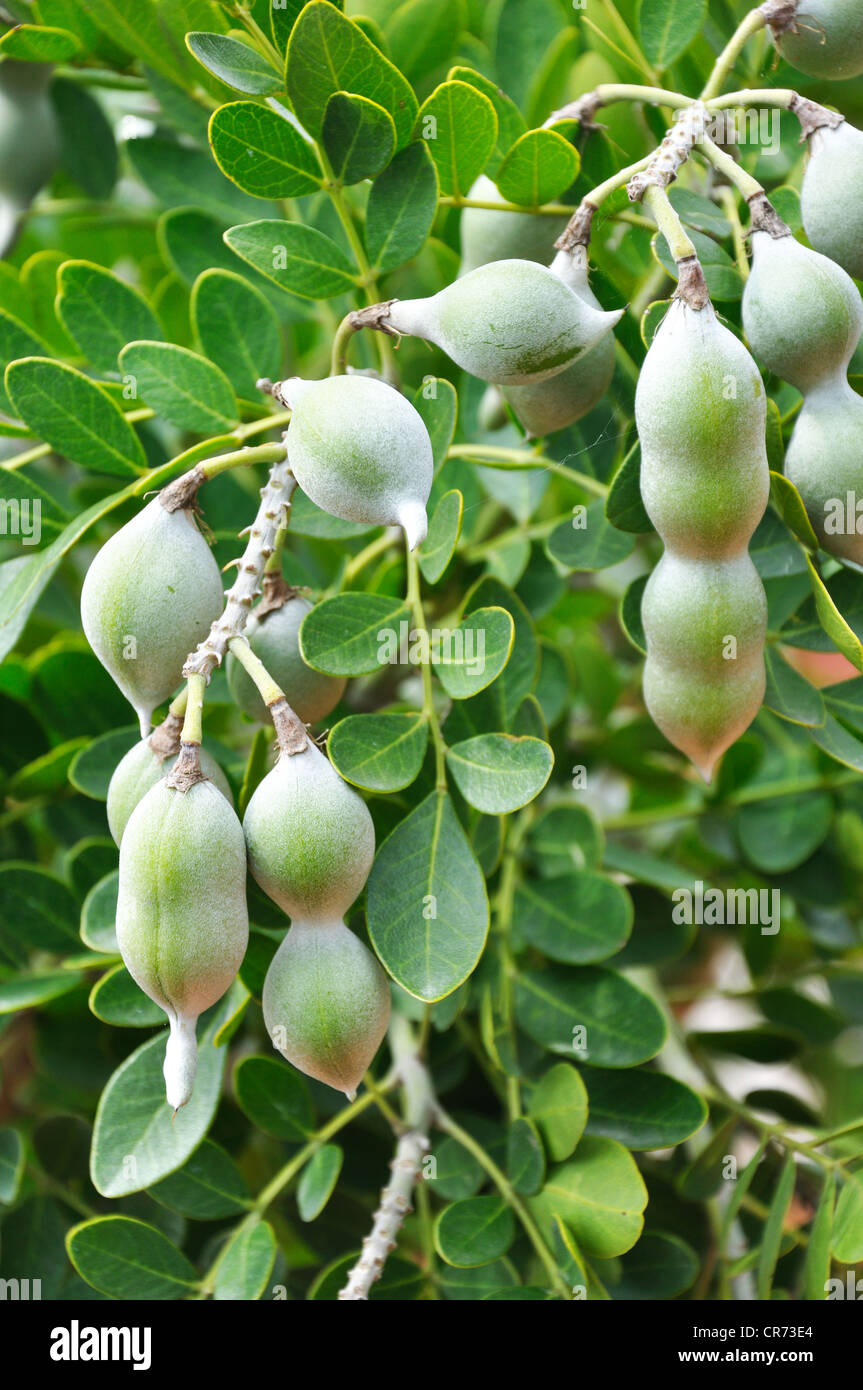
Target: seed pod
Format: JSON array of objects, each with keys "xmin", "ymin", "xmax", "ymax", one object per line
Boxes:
[
  {"xmin": 80, "ymin": 496, "xmax": 224, "ymax": 736},
  {"xmin": 278, "ymin": 376, "xmax": 433, "ymax": 550},
  {"xmin": 385, "ymin": 257, "xmax": 623, "ymax": 387},
  {"xmin": 0, "ymin": 62, "xmax": 59, "ymax": 256},
  {"xmin": 262, "ymin": 918, "xmax": 390, "ymax": 1099},
  {"xmin": 771, "ymin": 0, "xmax": 863, "ymax": 79},
  {"xmin": 636, "ymin": 297, "xmax": 769, "ymax": 780},
  {"xmin": 742, "ymin": 231, "xmax": 863, "ymax": 392},
  {"xmin": 499, "ymin": 252, "xmax": 616, "ymax": 436},
  {"xmin": 785, "ymin": 380, "xmax": 863, "ymax": 565},
  {"xmin": 117, "ymin": 776, "xmax": 249, "ymax": 1109},
  {"xmin": 459, "ymin": 174, "xmax": 570, "ymax": 275},
  {"xmin": 801, "ymin": 121, "xmax": 863, "ymax": 281},
  {"xmin": 225, "ymin": 594, "xmax": 346, "ymax": 724},
  {"xmin": 243, "ymin": 736, "xmax": 375, "ymax": 922},
  {"xmin": 106, "ymin": 739, "xmax": 232, "ymax": 845}
]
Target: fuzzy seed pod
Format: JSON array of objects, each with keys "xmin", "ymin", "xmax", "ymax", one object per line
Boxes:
[
  {"xmin": 81, "ymin": 497, "xmax": 224, "ymax": 736},
  {"xmin": 385, "ymin": 257, "xmax": 623, "ymax": 387},
  {"xmin": 636, "ymin": 298, "xmax": 769, "ymax": 780},
  {"xmin": 742, "ymin": 231, "xmax": 863, "ymax": 392},
  {"xmin": 0, "ymin": 62, "xmax": 59, "ymax": 256},
  {"xmin": 771, "ymin": 0, "xmax": 863, "ymax": 79},
  {"xmin": 801, "ymin": 121, "xmax": 863, "ymax": 281},
  {"xmin": 458, "ymin": 174, "xmax": 570, "ymax": 276},
  {"xmin": 262, "ymin": 918, "xmax": 391, "ymax": 1099},
  {"xmin": 225, "ymin": 594, "xmax": 346, "ymax": 724},
  {"xmin": 499, "ymin": 251, "xmax": 616, "ymax": 436},
  {"xmin": 279, "ymin": 376, "xmax": 433, "ymax": 550},
  {"xmin": 243, "ymin": 737, "xmax": 375, "ymax": 922},
  {"xmin": 117, "ymin": 776, "xmax": 249, "ymax": 1109},
  {"xmin": 785, "ymin": 380, "xmax": 863, "ymax": 565},
  {"xmin": 106, "ymin": 739, "xmax": 232, "ymax": 845}
]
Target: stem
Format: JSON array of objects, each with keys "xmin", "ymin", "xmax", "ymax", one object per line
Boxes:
[
  {"xmin": 698, "ymin": 131, "xmax": 764, "ymax": 201},
  {"xmin": 642, "ymin": 184, "xmax": 697, "ymax": 263},
  {"xmin": 228, "ymin": 635, "xmax": 285, "ymax": 707},
  {"xmin": 700, "ymin": 7, "xmax": 770, "ymax": 101},
  {"xmin": 436, "ymin": 1109, "xmax": 572, "ymax": 1299},
  {"xmin": 446, "ymin": 444, "xmax": 609, "ymax": 497},
  {"xmin": 181, "ymin": 673, "xmax": 205, "ymax": 746},
  {"xmin": 717, "ymin": 187, "xmax": 750, "ymax": 279},
  {"xmin": 331, "ymin": 312, "xmax": 358, "ymax": 375},
  {"xmin": 706, "ymin": 87, "xmax": 796, "ymax": 111},
  {"xmin": 406, "ymin": 543, "xmax": 447, "ymax": 790}
]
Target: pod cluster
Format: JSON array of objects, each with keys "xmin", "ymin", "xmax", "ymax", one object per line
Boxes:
[
  {"xmin": 742, "ymin": 226, "xmax": 863, "ymax": 565},
  {"xmin": 636, "ymin": 299, "xmax": 770, "ymax": 780}
]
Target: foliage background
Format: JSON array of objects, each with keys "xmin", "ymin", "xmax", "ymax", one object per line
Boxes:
[{"xmin": 0, "ymin": 0, "xmax": 862, "ymax": 1301}]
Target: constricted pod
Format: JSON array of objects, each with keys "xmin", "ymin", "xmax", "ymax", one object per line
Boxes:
[
  {"xmin": 770, "ymin": 0, "xmax": 863, "ymax": 79},
  {"xmin": 801, "ymin": 120, "xmax": 863, "ymax": 281},
  {"xmin": 106, "ymin": 738, "xmax": 232, "ymax": 845},
  {"xmin": 458, "ymin": 174, "xmax": 570, "ymax": 275},
  {"xmin": 225, "ymin": 593, "xmax": 346, "ymax": 725}
]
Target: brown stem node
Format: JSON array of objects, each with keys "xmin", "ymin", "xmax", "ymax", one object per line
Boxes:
[
  {"xmin": 164, "ymin": 742, "xmax": 208, "ymax": 793},
  {"xmin": 147, "ymin": 711, "xmax": 183, "ymax": 761},
  {"xmin": 270, "ymin": 698, "xmax": 310, "ymax": 756},
  {"xmin": 160, "ymin": 466, "xmax": 206, "ymax": 513},
  {"xmin": 675, "ymin": 256, "xmax": 710, "ymax": 310},
  {"xmin": 747, "ymin": 191, "xmax": 791, "ymax": 238}
]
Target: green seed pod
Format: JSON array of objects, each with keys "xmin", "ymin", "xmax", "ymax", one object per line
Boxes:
[
  {"xmin": 225, "ymin": 594, "xmax": 346, "ymax": 725},
  {"xmin": 243, "ymin": 737, "xmax": 375, "ymax": 922},
  {"xmin": 0, "ymin": 62, "xmax": 59, "ymax": 255},
  {"xmin": 636, "ymin": 298, "xmax": 769, "ymax": 780},
  {"xmin": 785, "ymin": 380, "xmax": 863, "ymax": 565},
  {"xmin": 279, "ymin": 376, "xmax": 433, "ymax": 550},
  {"xmin": 80, "ymin": 496, "xmax": 225, "ymax": 736},
  {"xmin": 499, "ymin": 253, "xmax": 616, "ymax": 436},
  {"xmin": 742, "ymin": 231, "xmax": 863, "ymax": 392},
  {"xmin": 459, "ymin": 174, "xmax": 570, "ymax": 275},
  {"xmin": 117, "ymin": 776, "xmax": 249, "ymax": 1109},
  {"xmin": 262, "ymin": 918, "xmax": 390, "ymax": 1099},
  {"xmin": 771, "ymin": 0, "xmax": 863, "ymax": 79},
  {"xmin": 801, "ymin": 121, "xmax": 863, "ymax": 281},
  {"xmin": 106, "ymin": 739, "xmax": 232, "ymax": 845},
  {"xmin": 385, "ymin": 257, "xmax": 623, "ymax": 387}
]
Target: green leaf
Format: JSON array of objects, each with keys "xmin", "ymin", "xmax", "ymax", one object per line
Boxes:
[
  {"xmin": 126, "ymin": 134, "xmax": 264, "ymax": 223},
  {"xmin": 638, "ymin": 0, "xmax": 707, "ymax": 68},
  {"xmin": 527, "ymin": 804, "xmax": 603, "ymax": 875},
  {"xmin": 808, "ymin": 712, "xmax": 863, "ymax": 772},
  {"xmin": 620, "ymin": 573, "xmax": 647, "ymax": 655},
  {"xmin": 386, "ymin": 0, "xmax": 463, "ymax": 82},
  {"xmin": 328, "ymin": 711, "xmax": 428, "ymax": 791},
  {"xmin": 612, "ymin": 1232, "xmax": 699, "ymax": 1300},
  {"xmin": 90, "ymin": 1007, "xmax": 232, "ymax": 1197},
  {"xmin": 51, "ymin": 78, "xmax": 118, "ymax": 199},
  {"xmin": 118, "ymin": 341, "xmax": 238, "ymax": 433},
  {"xmin": 432, "ymin": 606, "xmax": 514, "ymax": 699},
  {"xmin": 149, "ymin": 1140, "xmax": 250, "ymax": 1220},
  {"xmin": 310, "ymin": 1252, "xmax": 426, "ymax": 1300},
  {"xmin": 322, "ymin": 91, "xmax": 396, "ymax": 185},
  {"xmin": 0, "ymin": 308, "xmax": 49, "ymax": 413},
  {"xmin": 419, "ymin": 489, "xmax": 463, "ymax": 584},
  {"xmin": 547, "ymin": 498, "xmax": 635, "ymax": 571},
  {"xmin": 0, "ymin": 863, "xmax": 79, "ymax": 953},
  {"xmin": 209, "ymin": 101, "xmax": 322, "ymax": 198},
  {"xmin": 427, "ymin": 1134, "xmax": 484, "ymax": 1200},
  {"xmin": 733, "ymin": 792, "xmax": 833, "ymax": 873},
  {"xmin": 69, "ymin": 726, "xmax": 138, "ymax": 800},
  {"xmin": 528, "ymin": 1063, "xmax": 588, "ymax": 1162},
  {"xmin": 66, "ymin": 1216, "xmax": 197, "ymax": 1299},
  {"xmin": 300, "ymin": 593, "xmax": 411, "ymax": 675},
  {"xmin": 435, "ymin": 1196, "xmax": 516, "ymax": 1267},
  {"xmin": 832, "ymin": 1168, "xmax": 863, "ymax": 1264},
  {"xmin": 0, "ymin": 23, "xmax": 81, "ymax": 60},
  {"xmin": 367, "ymin": 789, "xmax": 489, "ymax": 1001},
  {"xmin": 297, "ymin": 1144, "xmax": 344, "ymax": 1221},
  {"xmin": 187, "ymin": 32, "xmax": 283, "ymax": 95},
  {"xmin": 770, "ymin": 470, "xmax": 819, "ymax": 550},
  {"xmin": 415, "ymin": 377, "xmax": 458, "ymax": 468},
  {"xmin": 80, "ymin": 872, "xmax": 119, "ymax": 954},
  {"xmin": 448, "ymin": 65, "xmax": 526, "ymax": 177},
  {"xmin": 88, "ymin": 964, "xmax": 164, "ymax": 1028},
  {"xmin": 0, "ymin": 971, "xmax": 82, "ymax": 1013},
  {"xmin": 446, "ymin": 733, "xmax": 553, "ymax": 813},
  {"xmin": 233, "ymin": 1054, "xmax": 314, "ymax": 1140},
  {"xmin": 5, "ymin": 357, "xmax": 147, "ymax": 475},
  {"xmin": 365, "ymin": 141, "xmax": 438, "ymax": 273},
  {"xmin": 225, "ymin": 219, "xmax": 358, "ymax": 299},
  {"xmin": 584, "ymin": 1069, "xmax": 707, "ymax": 1150},
  {"xmin": 495, "ymin": 129, "xmax": 578, "ymax": 207},
  {"xmin": 191, "ymin": 269, "xmax": 282, "ymax": 399},
  {"xmin": 756, "ymin": 1153, "xmax": 796, "ymax": 1299},
  {"xmin": 8, "ymin": 738, "xmax": 88, "ymax": 798},
  {"xmin": 804, "ymin": 1170, "xmax": 835, "ymax": 1300},
  {"xmin": 515, "ymin": 966, "xmax": 667, "ymax": 1067},
  {"xmin": 415, "ymin": 80, "xmax": 497, "ymax": 199},
  {"xmin": 605, "ymin": 443, "xmax": 653, "ymax": 534},
  {"xmin": 804, "ymin": 554, "xmax": 863, "ymax": 673},
  {"xmin": 286, "ymin": 1, "xmax": 418, "ymax": 147},
  {"xmin": 763, "ymin": 645, "xmax": 825, "ymax": 727},
  {"xmin": 159, "ymin": 207, "xmax": 245, "ymax": 285},
  {"xmin": 529, "ymin": 1136, "xmax": 647, "ymax": 1258},
  {"xmin": 56, "ymin": 260, "xmax": 162, "ymax": 373},
  {"xmin": 0, "ymin": 1127, "xmax": 24, "ymax": 1204},
  {"xmin": 507, "ymin": 1117, "xmax": 545, "ymax": 1196},
  {"xmin": 515, "ymin": 872, "xmax": 632, "ymax": 964},
  {"xmin": 213, "ymin": 1219, "xmax": 276, "ymax": 1300}
]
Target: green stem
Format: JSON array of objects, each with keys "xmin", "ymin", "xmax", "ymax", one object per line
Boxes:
[
  {"xmin": 446, "ymin": 444, "xmax": 609, "ymax": 497},
  {"xmin": 436, "ymin": 1108, "xmax": 572, "ymax": 1299},
  {"xmin": 198, "ymin": 440, "xmax": 287, "ymax": 481},
  {"xmin": 331, "ymin": 312, "xmax": 358, "ymax": 376},
  {"xmin": 340, "ymin": 529, "xmax": 398, "ymax": 587},
  {"xmin": 700, "ymin": 8, "xmax": 771, "ymax": 101},
  {"xmin": 603, "ymin": 769, "xmax": 857, "ymax": 829},
  {"xmin": 406, "ymin": 542, "xmax": 447, "ymax": 790},
  {"xmin": 698, "ymin": 132, "xmax": 764, "ymax": 201},
  {"xmin": 706, "ymin": 87, "xmax": 797, "ymax": 112},
  {"xmin": 180, "ymin": 673, "xmax": 206, "ymax": 745},
  {"xmin": 228, "ymin": 635, "xmax": 285, "ymax": 707},
  {"xmin": 319, "ymin": 148, "xmax": 395, "ymax": 379},
  {"xmin": 642, "ymin": 184, "xmax": 697, "ymax": 263},
  {"xmin": 717, "ymin": 186, "xmax": 750, "ymax": 278}
]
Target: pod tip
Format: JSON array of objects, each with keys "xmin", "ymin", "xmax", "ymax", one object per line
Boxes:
[{"xmin": 398, "ymin": 500, "xmax": 428, "ymax": 551}]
